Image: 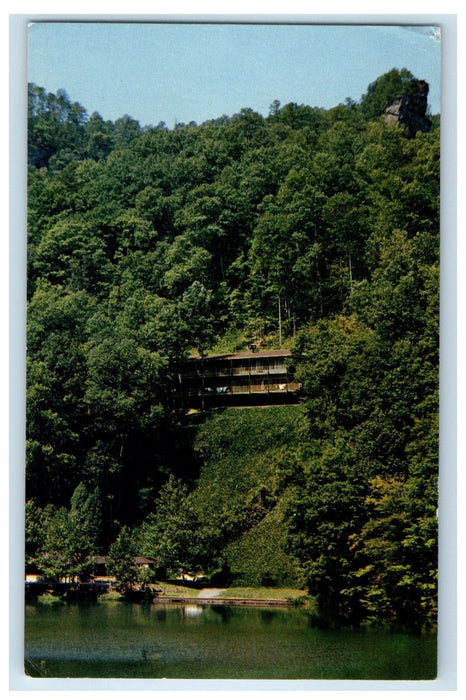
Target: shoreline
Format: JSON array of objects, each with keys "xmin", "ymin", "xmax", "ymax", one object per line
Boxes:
[
  {"xmin": 151, "ymin": 596, "xmax": 290, "ymax": 607},
  {"xmin": 25, "ymin": 585, "xmax": 305, "ymax": 608}
]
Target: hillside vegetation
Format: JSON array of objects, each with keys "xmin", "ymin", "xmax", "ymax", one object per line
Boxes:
[
  {"xmin": 25, "ymin": 69, "xmax": 439, "ymax": 629},
  {"xmin": 189, "ymin": 406, "xmax": 306, "ymax": 586}
]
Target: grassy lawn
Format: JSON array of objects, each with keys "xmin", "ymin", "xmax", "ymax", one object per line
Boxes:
[
  {"xmin": 154, "ymin": 583, "xmax": 313, "ymax": 605},
  {"xmin": 155, "ymin": 582, "xmax": 200, "ymax": 597},
  {"xmin": 26, "ymin": 592, "xmax": 65, "ymax": 605},
  {"xmin": 218, "ymin": 586, "xmax": 308, "ymax": 601},
  {"xmin": 98, "ymin": 590, "xmax": 122, "ymax": 602},
  {"xmin": 28, "ymin": 585, "xmax": 315, "ymax": 607}
]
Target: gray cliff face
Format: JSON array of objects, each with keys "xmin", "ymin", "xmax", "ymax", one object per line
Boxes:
[{"xmin": 384, "ymin": 80, "xmax": 431, "ymax": 137}]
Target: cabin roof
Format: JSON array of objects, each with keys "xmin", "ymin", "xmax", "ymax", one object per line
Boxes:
[
  {"xmin": 92, "ymin": 556, "xmax": 106, "ymax": 565},
  {"xmin": 187, "ymin": 349, "xmax": 292, "ymax": 361},
  {"xmin": 90, "ymin": 556, "xmax": 158, "ymax": 565},
  {"xmin": 134, "ymin": 556, "xmax": 157, "ymax": 565}
]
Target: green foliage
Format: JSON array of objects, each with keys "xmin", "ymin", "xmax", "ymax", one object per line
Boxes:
[
  {"xmin": 31, "ymin": 484, "xmax": 101, "ymax": 582},
  {"xmin": 286, "ymin": 225, "xmax": 438, "ymax": 627},
  {"xmin": 177, "ymin": 281, "xmax": 216, "ymax": 353},
  {"xmin": 28, "ymin": 83, "xmax": 88, "ymax": 169},
  {"xmin": 359, "ymin": 68, "xmax": 415, "ymax": 119},
  {"xmin": 70, "ymin": 483, "xmax": 103, "ymax": 551},
  {"xmin": 138, "ymin": 475, "xmax": 203, "ymax": 577},
  {"xmin": 25, "ymin": 500, "xmax": 48, "ymax": 565},
  {"xmin": 225, "ymin": 498, "xmax": 302, "ymax": 587},
  {"xmin": 347, "ymin": 476, "xmax": 437, "ymax": 630},
  {"xmin": 106, "ymin": 526, "xmax": 139, "ymax": 591},
  {"xmin": 26, "ymin": 71, "xmax": 438, "ymax": 628},
  {"xmin": 188, "ymin": 406, "xmax": 307, "ymax": 584}
]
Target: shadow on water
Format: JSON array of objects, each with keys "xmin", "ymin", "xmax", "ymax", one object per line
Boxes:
[
  {"xmin": 210, "ymin": 604, "xmax": 235, "ymax": 622},
  {"xmin": 154, "ymin": 608, "xmax": 167, "ymax": 622},
  {"xmin": 260, "ymin": 609, "xmax": 277, "ymax": 624}
]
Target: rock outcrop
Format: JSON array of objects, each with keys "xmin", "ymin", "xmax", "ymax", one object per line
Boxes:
[{"xmin": 384, "ymin": 79, "xmax": 431, "ymax": 137}]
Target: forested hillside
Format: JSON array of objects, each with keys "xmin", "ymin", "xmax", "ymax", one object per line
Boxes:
[{"xmin": 26, "ymin": 68, "xmax": 439, "ymax": 629}]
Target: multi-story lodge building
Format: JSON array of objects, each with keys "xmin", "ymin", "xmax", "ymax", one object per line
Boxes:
[{"xmin": 175, "ymin": 348, "xmax": 301, "ymax": 408}]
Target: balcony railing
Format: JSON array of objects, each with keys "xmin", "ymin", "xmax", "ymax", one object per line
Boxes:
[
  {"xmin": 180, "ymin": 380, "xmax": 300, "ymax": 397},
  {"xmin": 176, "ymin": 352, "xmax": 299, "ymax": 403}
]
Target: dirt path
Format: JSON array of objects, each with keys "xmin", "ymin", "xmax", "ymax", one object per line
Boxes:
[{"xmin": 197, "ymin": 588, "xmax": 226, "ymax": 599}]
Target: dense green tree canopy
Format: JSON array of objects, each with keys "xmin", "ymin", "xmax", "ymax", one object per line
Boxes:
[{"xmin": 26, "ymin": 69, "xmax": 439, "ymax": 628}]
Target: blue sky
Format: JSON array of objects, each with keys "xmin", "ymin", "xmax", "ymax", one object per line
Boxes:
[{"xmin": 28, "ymin": 22, "xmax": 441, "ymax": 128}]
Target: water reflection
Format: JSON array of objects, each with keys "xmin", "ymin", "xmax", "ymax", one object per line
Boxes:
[
  {"xmin": 25, "ymin": 601, "xmax": 437, "ymax": 680},
  {"xmin": 184, "ymin": 605, "xmax": 203, "ymax": 618},
  {"xmin": 154, "ymin": 608, "xmax": 167, "ymax": 622},
  {"xmin": 210, "ymin": 605, "xmax": 234, "ymax": 622},
  {"xmin": 260, "ymin": 609, "xmax": 277, "ymax": 624}
]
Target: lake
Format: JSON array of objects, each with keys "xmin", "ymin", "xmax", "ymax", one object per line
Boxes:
[{"xmin": 24, "ymin": 600, "xmax": 437, "ymax": 680}]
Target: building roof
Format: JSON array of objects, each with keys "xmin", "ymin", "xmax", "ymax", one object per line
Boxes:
[
  {"xmin": 89, "ymin": 556, "xmax": 158, "ymax": 565},
  {"xmin": 92, "ymin": 556, "xmax": 106, "ymax": 565},
  {"xmin": 134, "ymin": 556, "xmax": 158, "ymax": 565},
  {"xmin": 187, "ymin": 349, "xmax": 292, "ymax": 361}
]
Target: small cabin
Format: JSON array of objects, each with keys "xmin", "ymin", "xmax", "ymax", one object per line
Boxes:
[
  {"xmin": 91, "ymin": 555, "xmax": 158, "ymax": 580},
  {"xmin": 175, "ymin": 349, "xmax": 301, "ymax": 407}
]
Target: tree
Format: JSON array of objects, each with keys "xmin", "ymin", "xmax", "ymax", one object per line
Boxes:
[
  {"xmin": 38, "ymin": 508, "xmax": 92, "ymax": 582},
  {"xmin": 32, "ymin": 218, "xmax": 113, "ymax": 296},
  {"xmin": 25, "ymin": 76, "xmax": 439, "ymax": 625},
  {"xmin": 177, "ymin": 281, "xmax": 216, "ymax": 354},
  {"xmin": 139, "ymin": 476, "xmax": 202, "ymax": 577},
  {"xmin": 112, "ymin": 114, "xmax": 142, "ymax": 148},
  {"xmin": 25, "ymin": 500, "xmax": 48, "ymax": 567},
  {"xmin": 28, "ymin": 83, "xmax": 87, "ymax": 168},
  {"xmin": 247, "ymin": 170, "xmax": 327, "ymax": 326},
  {"xmin": 70, "ymin": 482, "xmax": 103, "ymax": 551},
  {"xmin": 286, "ymin": 227, "xmax": 438, "ymax": 627},
  {"xmin": 26, "ymin": 285, "xmax": 97, "ymax": 505},
  {"xmin": 321, "ymin": 190, "xmax": 369, "ymax": 300},
  {"xmin": 347, "ymin": 475, "xmax": 437, "ymax": 630},
  {"xmin": 286, "ymin": 318, "xmax": 384, "ymax": 624},
  {"xmin": 359, "ymin": 68, "xmax": 415, "ymax": 120},
  {"xmin": 31, "ymin": 484, "xmax": 103, "ymax": 582},
  {"xmin": 106, "ymin": 526, "xmax": 139, "ymax": 592},
  {"xmin": 162, "ymin": 234, "xmax": 213, "ymax": 297},
  {"xmin": 286, "ymin": 441, "xmax": 369, "ymax": 625}
]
